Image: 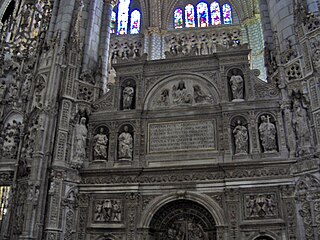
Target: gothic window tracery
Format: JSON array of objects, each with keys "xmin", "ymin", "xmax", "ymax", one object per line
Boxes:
[
  {"xmin": 130, "ymin": 9, "xmax": 141, "ymax": 34},
  {"xmin": 197, "ymin": 2, "xmax": 209, "ymax": 27},
  {"xmin": 0, "ymin": 186, "xmax": 10, "ymax": 222},
  {"xmin": 210, "ymin": 1, "xmax": 221, "ymax": 25},
  {"xmin": 112, "ymin": 0, "xmax": 141, "ymax": 35},
  {"xmin": 174, "ymin": 8, "xmax": 184, "ymax": 28},
  {"xmin": 185, "ymin": 4, "xmax": 196, "ymax": 28},
  {"xmin": 174, "ymin": 1, "xmax": 233, "ymax": 29},
  {"xmin": 222, "ymin": 3, "xmax": 232, "ymax": 24}
]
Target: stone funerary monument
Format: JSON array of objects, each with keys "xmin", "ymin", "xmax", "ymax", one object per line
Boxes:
[{"xmin": 0, "ymin": 0, "xmax": 320, "ymax": 239}]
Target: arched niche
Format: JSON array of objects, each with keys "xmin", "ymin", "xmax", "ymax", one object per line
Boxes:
[
  {"xmin": 117, "ymin": 124, "xmax": 134, "ymax": 161},
  {"xmin": 257, "ymin": 113, "xmax": 278, "ymax": 153},
  {"xmin": 92, "ymin": 126, "xmax": 110, "ymax": 161},
  {"xmin": 148, "ymin": 199, "xmax": 217, "ymax": 239},
  {"xmin": 120, "ymin": 79, "xmax": 136, "ymax": 110},
  {"xmin": 227, "ymin": 68, "xmax": 245, "ymax": 102},
  {"xmin": 230, "ymin": 116, "xmax": 249, "ymax": 155},
  {"xmin": 143, "ymin": 73, "xmax": 220, "ymax": 111}
]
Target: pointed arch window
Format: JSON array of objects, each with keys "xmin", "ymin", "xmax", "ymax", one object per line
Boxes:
[
  {"xmin": 197, "ymin": 2, "xmax": 209, "ymax": 27},
  {"xmin": 117, "ymin": 0, "xmax": 130, "ymax": 35},
  {"xmin": 210, "ymin": 1, "xmax": 221, "ymax": 25},
  {"xmin": 174, "ymin": 8, "xmax": 183, "ymax": 29},
  {"xmin": 112, "ymin": 0, "xmax": 141, "ymax": 35},
  {"xmin": 110, "ymin": 11, "xmax": 116, "ymax": 34},
  {"xmin": 185, "ymin": 4, "xmax": 195, "ymax": 28},
  {"xmin": 222, "ymin": 3, "xmax": 232, "ymax": 24},
  {"xmin": 130, "ymin": 10, "xmax": 141, "ymax": 34},
  {"xmin": 174, "ymin": 2, "xmax": 233, "ymax": 29}
]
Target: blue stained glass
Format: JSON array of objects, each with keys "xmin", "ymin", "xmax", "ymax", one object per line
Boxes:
[
  {"xmin": 185, "ymin": 4, "xmax": 195, "ymax": 28},
  {"xmin": 110, "ymin": 11, "xmax": 116, "ymax": 33},
  {"xmin": 197, "ymin": 2, "xmax": 209, "ymax": 27},
  {"xmin": 117, "ymin": 0, "xmax": 130, "ymax": 35},
  {"xmin": 223, "ymin": 3, "xmax": 232, "ymax": 24},
  {"xmin": 130, "ymin": 10, "xmax": 141, "ymax": 34},
  {"xmin": 210, "ymin": 1, "xmax": 221, "ymax": 25},
  {"xmin": 174, "ymin": 8, "xmax": 183, "ymax": 29}
]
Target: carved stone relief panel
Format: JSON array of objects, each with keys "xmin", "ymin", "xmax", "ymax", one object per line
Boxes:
[
  {"xmin": 147, "ymin": 78, "xmax": 218, "ymax": 110},
  {"xmin": 93, "ymin": 199, "xmax": 123, "ymax": 223},
  {"xmin": 244, "ymin": 193, "xmax": 279, "ymax": 220}
]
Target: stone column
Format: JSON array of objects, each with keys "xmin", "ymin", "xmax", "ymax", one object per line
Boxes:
[
  {"xmin": 266, "ymin": 0, "xmax": 295, "ymax": 49},
  {"xmin": 145, "ymin": 27, "xmax": 163, "ymax": 60},
  {"xmin": 100, "ymin": 0, "xmax": 118, "ymax": 93}
]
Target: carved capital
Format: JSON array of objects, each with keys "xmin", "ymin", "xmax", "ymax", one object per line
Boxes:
[{"xmin": 104, "ymin": 0, "xmax": 118, "ymax": 7}]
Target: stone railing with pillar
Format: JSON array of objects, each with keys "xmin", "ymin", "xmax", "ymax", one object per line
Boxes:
[
  {"xmin": 110, "ymin": 33, "xmax": 147, "ymax": 64},
  {"xmin": 162, "ymin": 25, "xmax": 242, "ymax": 58}
]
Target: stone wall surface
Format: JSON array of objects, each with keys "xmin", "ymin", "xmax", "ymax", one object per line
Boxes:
[{"xmin": 0, "ymin": 0, "xmax": 320, "ymax": 240}]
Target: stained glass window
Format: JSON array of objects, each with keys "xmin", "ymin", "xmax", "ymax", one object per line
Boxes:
[
  {"xmin": 0, "ymin": 186, "xmax": 10, "ymax": 221},
  {"xmin": 130, "ymin": 10, "xmax": 141, "ymax": 34},
  {"xmin": 223, "ymin": 3, "xmax": 232, "ymax": 24},
  {"xmin": 110, "ymin": 11, "xmax": 116, "ymax": 33},
  {"xmin": 174, "ymin": 8, "xmax": 183, "ymax": 29},
  {"xmin": 185, "ymin": 4, "xmax": 195, "ymax": 28},
  {"xmin": 117, "ymin": 0, "xmax": 130, "ymax": 35},
  {"xmin": 210, "ymin": 2, "xmax": 221, "ymax": 25},
  {"xmin": 197, "ymin": 2, "xmax": 209, "ymax": 27}
]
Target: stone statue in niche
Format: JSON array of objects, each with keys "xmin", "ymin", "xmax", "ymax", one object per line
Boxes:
[
  {"xmin": 122, "ymin": 83, "xmax": 134, "ymax": 110},
  {"xmin": 94, "ymin": 199, "xmax": 122, "ymax": 222},
  {"xmin": 0, "ymin": 81, "xmax": 7, "ymax": 103},
  {"xmin": 157, "ymin": 89, "xmax": 170, "ymax": 106},
  {"xmin": 233, "ymin": 120, "xmax": 248, "ymax": 155},
  {"xmin": 73, "ymin": 117, "xmax": 87, "ymax": 165},
  {"xmin": 93, "ymin": 128, "xmax": 108, "ymax": 160},
  {"xmin": 172, "ymin": 80, "xmax": 192, "ymax": 105},
  {"xmin": 118, "ymin": 125, "xmax": 133, "ymax": 160},
  {"xmin": 21, "ymin": 75, "xmax": 31, "ymax": 101},
  {"xmin": 7, "ymin": 83, "xmax": 19, "ymax": 101},
  {"xmin": 230, "ymin": 70, "xmax": 244, "ymax": 101},
  {"xmin": 2, "ymin": 120, "xmax": 21, "ymax": 158},
  {"xmin": 193, "ymin": 85, "xmax": 213, "ymax": 104},
  {"xmin": 259, "ymin": 115, "xmax": 277, "ymax": 153},
  {"xmin": 292, "ymin": 97, "xmax": 312, "ymax": 156}
]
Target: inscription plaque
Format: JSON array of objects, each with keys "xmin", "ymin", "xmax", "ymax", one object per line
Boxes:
[{"xmin": 148, "ymin": 120, "xmax": 215, "ymax": 153}]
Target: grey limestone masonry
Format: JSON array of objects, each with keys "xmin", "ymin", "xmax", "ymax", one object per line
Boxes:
[{"xmin": 1, "ymin": 0, "xmax": 320, "ymax": 240}]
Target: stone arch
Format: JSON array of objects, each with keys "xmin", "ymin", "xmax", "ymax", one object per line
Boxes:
[
  {"xmin": 251, "ymin": 232, "xmax": 278, "ymax": 240},
  {"xmin": 0, "ymin": 0, "xmax": 14, "ymax": 23},
  {"xmin": 94, "ymin": 234, "xmax": 120, "ymax": 240},
  {"xmin": 143, "ymin": 73, "xmax": 220, "ymax": 110},
  {"xmin": 138, "ymin": 191, "xmax": 227, "ymax": 230}
]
